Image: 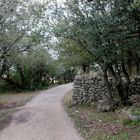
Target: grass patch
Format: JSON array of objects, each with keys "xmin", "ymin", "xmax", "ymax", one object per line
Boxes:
[
  {"xmin": 64, "ymin": 91, "xmax": 140, "ymax": 140},
  {"xmin": 123, "ymin": 119, "xmax": 140, "ymax": 127},
  {"xmin": 130, "ymin": 107, "xmax": 140, "ymax": 116},
  {"xmin": 0, "ymin": 90, "xmax": 40, "ymax": 131}
]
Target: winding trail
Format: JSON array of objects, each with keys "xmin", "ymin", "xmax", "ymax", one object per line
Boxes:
[{"xmin": 0, "ymin": 83, "xmax": 83, "ymax": 140}]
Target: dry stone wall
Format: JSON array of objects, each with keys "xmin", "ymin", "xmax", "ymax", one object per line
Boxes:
[
  {"xmin": 72, "ymin": 75, "xmax": 140, "ymax": 112},
  {"xmin": 72, "ymin": 75, "xmax": 111, "ymax": 105}
]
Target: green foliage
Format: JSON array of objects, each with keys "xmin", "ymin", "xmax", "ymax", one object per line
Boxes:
[
  {"xmin": 129, "ymin": 107, "xmax": 140, "ymax": 116},
  {"xmin": 0, "ymin": 0, "xmax": 140, "ymax": 95},
  {"xmin": 0, "ymin": 0, "xmax": 56, "ymax": 91},
  {"xmin": 57, "ymin": 39, "xmax": 93, "ymax": 69},
  {"xmin": 51, "ymin": 0, "xmax": 140, "ymax": 105},
  {"xmin": 5, "ymin": 47, "xmax": 55, "ymax": 90},
  {"xmin": 0, "ymin": 0, "xmax": 49, "ymax": 75},
  {"xmin": 0, "ymin": 81, "xmax": 14, "ymax": 93},
  {"xmin": 128, "ymin": 0, "xmax": 140, "ymax": 11},
  {"xmin": 123, "ymin": 119, "xmax": 140, "ymax": 127},
  {"xmin": 55, "ymin": 64, "xmax": 77, "ymax": 84}
]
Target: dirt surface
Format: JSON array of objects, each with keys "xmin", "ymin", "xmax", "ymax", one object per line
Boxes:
[{"xmin": 0, "ymin": 83, "xmax": 83, "ymax": 140}]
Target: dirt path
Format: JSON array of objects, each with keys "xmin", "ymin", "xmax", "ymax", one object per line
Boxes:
[{"xmin": 0, "ymin": 84, "xmax": 83, "ymax": 140}]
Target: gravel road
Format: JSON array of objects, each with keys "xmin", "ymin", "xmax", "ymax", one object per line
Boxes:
[{"xmin": 0, "ymin": 83, "xmax": 83, "ymax": 140}]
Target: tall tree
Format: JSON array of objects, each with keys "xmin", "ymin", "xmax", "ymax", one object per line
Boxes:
[{"xmin": 51, "ymin": 0, "xmax": 140, "ymax": 105}]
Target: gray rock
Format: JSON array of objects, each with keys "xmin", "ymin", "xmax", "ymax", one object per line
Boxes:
[
  {"xmin": 122, "ymin": 108, "xmax": 140, "ymax": 121},
  {"xmin": 97, "ymin": 99, "xmax": 117, "ymax": 112}
]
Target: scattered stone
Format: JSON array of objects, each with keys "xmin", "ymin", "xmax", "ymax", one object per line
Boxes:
[
  {"xmin": 97, "ymin": 99, "xmax": 117, "ymax": 112},
  {"xmin": 122, "ymin": 108, "xmax": 140, "ymax": 121}
]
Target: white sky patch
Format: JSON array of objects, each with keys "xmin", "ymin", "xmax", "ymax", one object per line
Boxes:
[{"xmin": 32, "ymin": 0, "xmax": 65, "ymax": 4}]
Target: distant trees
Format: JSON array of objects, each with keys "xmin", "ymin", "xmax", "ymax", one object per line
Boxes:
[
  {"xmin": 55, "ymin": 65, "xmax": 77, "ymax": 84},
  {"xmin": 56, "ymin": 39, "xmax": 93, "ymax": 73},
  {"xmin": 1, "ymin": 46, "xmax": 54, "ymax": 90}
]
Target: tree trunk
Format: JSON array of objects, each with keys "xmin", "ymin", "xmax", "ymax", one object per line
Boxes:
[
  {"xmin": 136, "ymin": 57, "xmax": 140, "ymax": 75},
  {"xmin": 121, "ymin": 62, "xmax": 131, "ymax": 102},
  {"xmin": 127, "ymin": 51, "xmax": 132, "ymax": 76},
  {"xmin": 121, "ymin": 62, "xmax": 130, "ymax": 84},
  {"xmin": 108, "ymin": 65, "xmax": 129, "ymax": 106},
  {"xmin": 82, "ymin": 64, "xmax": 90, "ymax": 73},
  {"xmin": 102, "ymin": 67, "xmax": 113, "ymax": 100},
  {"xmin": 136, "ymin": 61, "xmax": 140, "ymax": 75},
  {"xmin": 16, "ymin": 64, "xmax": 26, "ymax": 88}
]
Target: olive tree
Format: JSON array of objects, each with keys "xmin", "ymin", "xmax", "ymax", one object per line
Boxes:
[{"xmin": 51, "ymin": 0, "xmax": 140, "ymax": 105}]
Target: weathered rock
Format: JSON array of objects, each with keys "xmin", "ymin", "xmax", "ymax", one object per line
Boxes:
[
  {"xmin": 130, "ymin": 95, "xmax": 140, "ymax": 103},
  {"xmin": 122, "ymin": 108, "xmax": 140, "ymax": 121},
  {"xmin": 97, "ymin": 99, "xmax": 117, "ymax": 112}
]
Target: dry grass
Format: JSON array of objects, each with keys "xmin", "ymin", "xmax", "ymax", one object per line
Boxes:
[
  {"xmin": 63, "ymin": 91, "xmax": 73, "ymax": 108},
  {"xmin": 0, "ymin": 92, "xmax": 39, "ymax": 106},
  {"xmin": 64, "ymin": 91, "xmax": 140, "ymax": 140},
  {"xmin": 0, "ymin": 91, "xmax": 40, "ymax": 131}
]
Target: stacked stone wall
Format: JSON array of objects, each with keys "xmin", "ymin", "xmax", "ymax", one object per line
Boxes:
[
  {"xmin": 72, "ymin": 75, "xmax": 140, "ymax": 111},
  {"xmin": 72, "ymin": 75, "xmax": 110, "ymax": 105}
]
